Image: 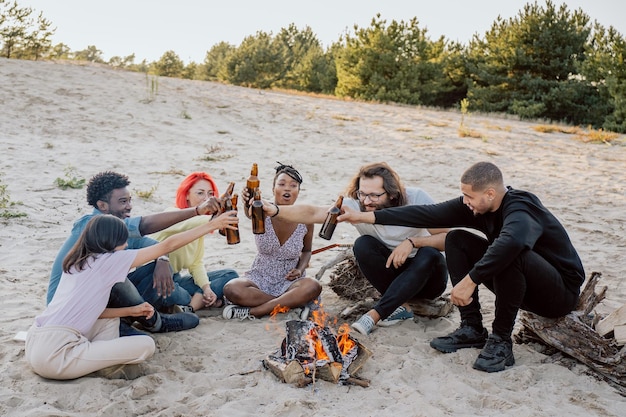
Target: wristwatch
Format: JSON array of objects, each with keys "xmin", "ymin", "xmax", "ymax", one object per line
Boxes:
[{"xmin": 157, "ymin": 256, "xmax": 170, "ymax": 262}]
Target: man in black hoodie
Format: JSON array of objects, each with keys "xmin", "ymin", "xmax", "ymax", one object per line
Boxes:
[{"xmin": 337, "ymin": 161, "xmax": 584, "ymax": 372}]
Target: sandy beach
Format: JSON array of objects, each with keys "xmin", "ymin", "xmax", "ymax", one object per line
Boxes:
[{"xmin": 0, "ymin": 57, "xmax": 625, "ymax": 416}]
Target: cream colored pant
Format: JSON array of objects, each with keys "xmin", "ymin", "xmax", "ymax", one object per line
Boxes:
[{"xmin": 25, "ymin": 318, "xmax": 155, "ymax": 380}]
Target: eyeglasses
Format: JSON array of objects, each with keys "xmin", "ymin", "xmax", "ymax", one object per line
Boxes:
[
  {"xmin": 356, "ymin": 190, "xmax": 386, "ymax": 202},
  {"xmin": 275, "ymin": 161, "xmax": 303, "ymax": 184}
]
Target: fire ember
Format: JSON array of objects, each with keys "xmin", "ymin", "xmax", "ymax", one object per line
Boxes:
[{"xmin": 263, "ymin": 308, "xmax": 372, "ymax": 387}]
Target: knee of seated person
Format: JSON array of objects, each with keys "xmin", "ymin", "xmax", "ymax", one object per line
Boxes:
[
  {"xmin": 445, "ymin": 229, "xmax": 475, "ymax": 246},
  {"xmin": 353, "ymin": 234, "xmax": 379, "ymax": 255},
  {"xmin": 306, "ymin": 279, "xmax": 323, "ymax": 297},
  {"xmin": 222, "ymin": 281, "xmax": 240, "ymax": 300},
  {"xmin": 418, "ymin": 246, "xmax": 442, "ymax": 258}
]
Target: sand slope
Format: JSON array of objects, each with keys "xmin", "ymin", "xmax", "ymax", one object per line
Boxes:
[{"xmin": 0, "ymin": 58, "xmax": 625, "ymax": 416}]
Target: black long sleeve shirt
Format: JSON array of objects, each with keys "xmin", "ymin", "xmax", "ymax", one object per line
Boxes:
[{"xmin": 374, "ymin": 187, "xmax": 585, "ymax": 294}]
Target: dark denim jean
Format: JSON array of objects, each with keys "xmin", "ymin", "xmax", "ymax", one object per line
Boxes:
[
  {"xmin": 173, "ymin": 268, "xmax": 239, "ymax": 299},
  {"xmin": 127, "ymin": 262, "xmax": 192, "ymax": 311},
  {"xmin": 108, "ymin": 278, "xmax": 159, "ymax": 335}
]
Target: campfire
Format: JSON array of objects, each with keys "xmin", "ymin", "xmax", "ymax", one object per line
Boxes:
[{"xmin": 263, "ymin": 306, "xmax": 372, "ymax": 387}]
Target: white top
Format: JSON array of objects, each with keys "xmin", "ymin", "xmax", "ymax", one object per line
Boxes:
[
  {"xmin": 35, "ymin": 250, "xmax": 137, "ymax": 335},
  {"xmin": 343, "ymin": 187, "xmax": 435, "ymax": 258}
]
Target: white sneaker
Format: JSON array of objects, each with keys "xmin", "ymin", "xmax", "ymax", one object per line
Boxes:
[
  {"xmin": 222, "ymin": 305, "xmax": 254, "ymax": 320},
  {"xmin": 351, "ymin": 314, "xmax": 375, "ymax": 335}
]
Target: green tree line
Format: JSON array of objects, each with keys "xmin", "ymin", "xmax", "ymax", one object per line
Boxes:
[{"xmin": 2, "ymin": 0, "xmax": 625, "ymax": 132}]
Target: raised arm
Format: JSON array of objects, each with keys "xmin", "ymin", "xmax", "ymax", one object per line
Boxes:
[
  {"xmin": 336, "ymin": 204, "xmax": 375, "ymax": 224},
  {"xmin": 138, "ymin": 197, "xmax": 221, "ymax": 235},
  {"xmin": 132, "ymin": 211, "xmax": 238, "ymax": 268},
  {"xmin": 263, "ymin": 201, "xmax": 330, "ymax": 224}
]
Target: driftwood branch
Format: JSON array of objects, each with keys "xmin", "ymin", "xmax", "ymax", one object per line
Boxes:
[
  {"xmin": 515, "ymin": 272, "xmax": 625, "ymax": 396},
  {"xmin": 315, "ymin": 248, "xmax": 355, "ymax": 281}
]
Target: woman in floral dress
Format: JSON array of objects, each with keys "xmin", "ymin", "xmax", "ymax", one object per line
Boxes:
[{"xmin": 222, "ymin": 163, "xmax": 321, "ymax": 320}]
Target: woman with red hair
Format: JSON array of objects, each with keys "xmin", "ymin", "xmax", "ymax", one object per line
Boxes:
[{"xmin": 152, "ymin": 172, "xmax": 239, "ymax": 312}]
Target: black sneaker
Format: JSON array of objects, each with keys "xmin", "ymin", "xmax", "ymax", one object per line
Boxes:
[
  {"xmin": 430, "ymin": 321, "xmax": 488, "ymax": 353},
  {"xmin": 158, "ymin": 312, "xmax": 199, "ymax": 332},
  {"xmin": 472, "ymin": 334, "xmax": 515, "ymax": 373}
]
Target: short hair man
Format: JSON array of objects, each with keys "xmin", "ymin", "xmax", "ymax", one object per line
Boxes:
[
  {"xmin": 264, "ymin": 162, "xmax": 449, "ymax": 335},
  {"xmin": 48, "ymin": 171, "xmax": 220, "ymax": 334},
  {"xmin": 338, "ymin": 162, "xmax": 585, "ymax": 372}
]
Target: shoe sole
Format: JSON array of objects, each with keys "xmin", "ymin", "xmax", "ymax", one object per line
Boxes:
[
  {"xmin": 472, "ymin": 354, "xmax": 515, "ymax": 373},
  {"xmin": 377, "ymin": 317, "xmax": 413, "ymax": 327},
  {"xmin": 430, "ymin": 340, "xmax": 487, "ymax": 353}
]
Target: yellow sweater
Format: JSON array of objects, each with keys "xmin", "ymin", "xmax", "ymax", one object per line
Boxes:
[{"xmin": 150, "ymin": 208, "xmax": 212, "ymax": 288}]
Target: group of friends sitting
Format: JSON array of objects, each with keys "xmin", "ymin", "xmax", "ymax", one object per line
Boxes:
[{"xmin": 25, "ymin": 161, "xmax": 585, "ymax": 381}]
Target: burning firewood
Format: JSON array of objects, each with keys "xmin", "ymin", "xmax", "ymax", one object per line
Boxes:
[{"xmin": 263, "ymin": 317, "xmax": 372, "ymax": 388}]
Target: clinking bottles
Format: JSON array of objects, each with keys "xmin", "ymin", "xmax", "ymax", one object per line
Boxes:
[
  {"xmin": 319, "ymin": 195, "xmax": 343, "ymax": 240},
  {"xmin": 251, "ymin": 189, "xmax": 265, "ymax": 234},
  {"xmin": 215, "ymin": 182, "xmax": 235, "ymax": 236},
  {"xmin": 224, "ymin": 193, "xmax": 240, "ymax": 245}
]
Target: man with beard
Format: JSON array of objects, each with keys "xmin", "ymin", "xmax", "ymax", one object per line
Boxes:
[
  {"xmin": 336, "ymin": 162, "xmax": 585, "ymax": 373},
  {"xmin": 47, "ymin": 171, "xmax": 221, "ymax": 334},
  {"xmin": 262, "ymin": 162, "xmax": 449, "ymax": 335}
]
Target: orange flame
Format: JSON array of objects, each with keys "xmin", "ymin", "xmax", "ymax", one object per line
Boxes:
[
  {"xmin": 269, "ymin": 304, "xmax": 290, "ymax": 319},
  {"xmin": 337, "ymin": 323, "xmax": 356, "ymax": 355}
]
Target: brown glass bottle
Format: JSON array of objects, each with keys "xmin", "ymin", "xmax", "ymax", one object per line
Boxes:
[
  {"xmin": 246, "ymin": 163, "xmax": 260, "ymax": 191},
  {"xmin": 225, "ymin": 193, "xmax": 240, "ymax": 244},
  {"xmin": 251, "ymin": 189, "xmax": 265, "ymax": 234},
  {"xmin": 319, "ymin": 195, "xmax": 343, "ymax": 240},
  {"xmin": 245, "ymin": 163, "xmax": 260, "ymax": 216},
  {"xmin": 215, "ymin": 182, "xmax": 235, "ymax": 236}
]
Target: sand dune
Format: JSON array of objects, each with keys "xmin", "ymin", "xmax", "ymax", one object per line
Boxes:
[{"xmin": 0, "ymin": 58, "xmax": 625, "ymax": 416}]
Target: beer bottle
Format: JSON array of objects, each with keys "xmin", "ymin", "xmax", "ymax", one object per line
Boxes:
[
  {"xmin": 225, "ymin": 193, "xmax": 240, "ymax": 245},
  {"xmin": 319, "ymin": 195, "xmax": 343, "ymax": 240},
  {"xmin": 245, "ymin": 163, "xmax": 260, "ymax": 216},
  {"xmin": 251, "ymin": 189, "xmax": 266, "ymax": 234},
  {"xmin": 246, "ymin": 163, "xmax": 260, "ymax": 191},
  {"xmin": 215, "ymin": 182, "xmax": 235, "ymax": 236}
]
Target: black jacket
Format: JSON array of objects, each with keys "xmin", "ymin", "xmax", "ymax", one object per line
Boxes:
[{"xmin": 374, "ymin": 187, "xmax": 585, "ymax": 294}]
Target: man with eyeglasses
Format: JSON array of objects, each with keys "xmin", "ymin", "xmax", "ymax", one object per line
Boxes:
[
  {"xmin": 337, "ymin": 162, "xmax": 584, "ymax": 373},
  {"xmin": 264, "ymin": 162, "xmax": 449, "ymax": 336}
]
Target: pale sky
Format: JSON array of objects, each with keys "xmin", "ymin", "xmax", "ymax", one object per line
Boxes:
[{"xmin": 20, "ymin": 1, "xmax": 626, "ymax": 64}]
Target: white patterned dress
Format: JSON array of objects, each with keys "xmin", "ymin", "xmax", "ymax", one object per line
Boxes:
[{"xmin": 245, "ymin": 216, "xmax": 308, "ymax": 297}]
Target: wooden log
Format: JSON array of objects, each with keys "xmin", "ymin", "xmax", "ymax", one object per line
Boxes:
[
  {"xmin": 596, "ymin": 304, "xmax": 626, "ymax": 337},
  {"xmin": 576, "ymin": 271, "xmax": 606, "ymax": 315},
  {"xmin": 515, "ymin": 272, "xmax": 626, "ymax": 396},
  {"xmin": 340, "ymin": 300, "xmax": 375, "ymax": 318},
  {"xmin": 347, "ymin": 341, "xmax": 373, "ymax": 376},
  {"xmin": 614, "ymin": 325, "xmax": 626, "ymax": 346},
  {"xmin": 316, "ymin": 362, "xmax": 343, "ymax": 384},
  {"xmin": 263, "ymin": 356, "xmax": 308, "ymax": 385},
  {"xmin": 408, "ymin": 296, "xmax": 455, "ymax": 318},
  {"xmin": 345, "ymin": 376, "xmax": 371, "ymax": 387},
  {"xmin": 284, "ymin": 320, "xmax": 315, "ymax": 362}
]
